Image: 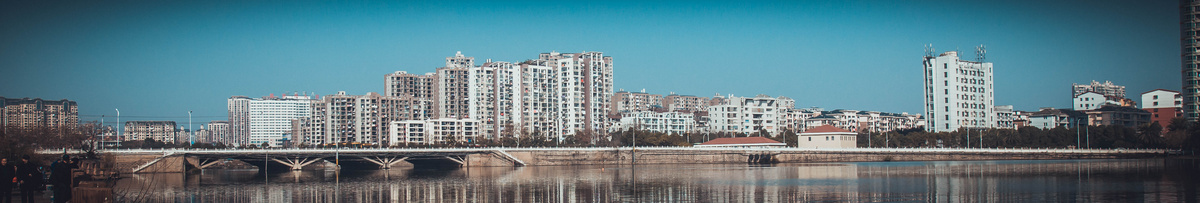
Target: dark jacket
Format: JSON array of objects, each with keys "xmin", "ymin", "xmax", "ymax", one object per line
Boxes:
[
  {"xmin": 16, "ymin": 162, "xmax": 41, "ymax": 191},
  {"xmin": 0, "ymin": 163, "xmax": 13, "ymax": 188},
  {"xmin": 49, "ymin": 160, "xmax": 71, "ymax": 186}
]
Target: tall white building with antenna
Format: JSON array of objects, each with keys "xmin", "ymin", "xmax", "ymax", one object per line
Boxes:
[{"xmin": 923, "ymin": 45, "xmax": 995, "ymax": 132}]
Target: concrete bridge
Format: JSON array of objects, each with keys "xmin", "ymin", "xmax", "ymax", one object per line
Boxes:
[{"xmin": 38, "ymin": 147, "xmax": 1176, "ymax": 173}]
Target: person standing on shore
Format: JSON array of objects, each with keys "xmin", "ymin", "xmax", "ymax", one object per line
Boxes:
[
  {"xmin": 0, "ymin": 157, "xmax": 14, "ymax": 203},
  {"xmin": 47, "ymin": 156, "xmax": 71, "ymax": 203},
  {"xmin": 16, "ymin": 155, "xmax": 40, "ymax": 203}
]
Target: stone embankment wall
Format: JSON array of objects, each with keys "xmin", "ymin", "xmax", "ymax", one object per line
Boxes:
[{"xmin": 466, "ymin": 149, "xmax": 1167, "ymax": 167}]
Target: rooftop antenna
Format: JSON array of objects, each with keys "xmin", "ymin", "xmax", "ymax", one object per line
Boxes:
[
  {"xmin": 924, "ymin": 44, "xmax": 934, "ymax": 57},
  {"xmin": 975, "ymin": 44, "xmax": 987, "ymax": 62}
]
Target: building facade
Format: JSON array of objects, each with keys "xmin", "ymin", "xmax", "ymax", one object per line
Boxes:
[
  {"xmin": 1072, "ymin": 80, "xmax": 1126, "ymax": 99},
  {"xmin": 1141, "ymin": 89, "xmax": 1183, "ymax": 128},
  {"xmin": 791, "ymin": 109, "xmax": 923, "ymax": 133},
  {"xmin": 303, "ymin": 91, "xmax": 431, "ymax": 146},
  {"xmin": 994, "ymin": 105, "xmax": 1017, "ymax": 129},
  {"xmin": 1187, "ymin": 0, "xmax": 1200, "ymax": 121},
  {"xmin": 663, "ymin": 94, "xmax": 710, "ymax": 112},
  {"xmin": 388, "ymin": 118, "xmax": 481, "ymax": 146},
  {"xmin": 1073, "ymin": 92, "xmax": 1111, "ymax": 111},
  {"xmin": 610, "ymin": 111, "xmax": 696, "ymax": 135},
  {"xmin": 1, "ymin": 97, "xmax": 79, "ymax": 131},
  {"xmin": 1027, "ymin": 108, "xmax": 1086, "ymax": 130},
  {"xmin": 435, "ymin": 52, "xmax": 474, "ymax": 119},
  {"xmin": 612, "ymin": 91, "xmax": 663, "ymax": 113},
  {"xmin": 1085, "ymin": 106, "xmax": 1152, "ymax": 128},
  {"xmin": 707, "ymin": 94, "xmax": 794, "ymax": 135},
  {"xmin": 923, "ymin": 51, "xmax": 995, "ymax": 132},
  {"xmin": 206, "ymin": 121, "xmax": 230, "ymax": 145},
  {"xmin": 124, "ymin": 121, "xmax": 177, "ymax": 143},
  {"xmin": 797, "ymin": 125, "xmax": 857, "ymax": 149},
  {"xmin": 539, "ymin": 51, "xmax": 614, "ymax": 138}
]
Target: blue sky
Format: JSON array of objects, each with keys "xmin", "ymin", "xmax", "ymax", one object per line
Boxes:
[{"xmin": 0, "ymin": 0, "xmax": 1181, "ymax": 128}]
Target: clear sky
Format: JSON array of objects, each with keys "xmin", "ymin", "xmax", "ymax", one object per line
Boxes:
[{"xmin": 0, "ymin": 0, "xmax": 1181, "ymax": 128}]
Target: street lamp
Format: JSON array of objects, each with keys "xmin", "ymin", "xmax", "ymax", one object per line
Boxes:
[
  {"xmin": 189, "ymin": 110, "xmax": 194, "ymax": 145},
  {"xmin": 115, "ymin": 109, "xmax": 121, "ymax": 142}
]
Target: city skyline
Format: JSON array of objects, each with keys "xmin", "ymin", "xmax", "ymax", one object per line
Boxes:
[{"xmin": 0, "ymin": 0, "xmax": 1181, "ymax": 126}]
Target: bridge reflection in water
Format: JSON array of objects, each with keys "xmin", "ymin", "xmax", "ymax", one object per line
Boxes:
[{"xmin": 112, "ymin": 159, "xmax": 1198, "ymax": 202}]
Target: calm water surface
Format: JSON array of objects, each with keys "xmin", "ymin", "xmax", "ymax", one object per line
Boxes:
[{"xmin": 114, "ymin": 159, "xmax": 1200, "ymax": 202}]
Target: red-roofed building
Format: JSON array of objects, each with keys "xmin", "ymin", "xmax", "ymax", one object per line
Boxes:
[
  {"xmin": 695, "ymin": 137, "xmax": 786, "ymax": 148},
  {"xmin": 798, "ymin": 125, "xmax": 857, "ymax": 149}
]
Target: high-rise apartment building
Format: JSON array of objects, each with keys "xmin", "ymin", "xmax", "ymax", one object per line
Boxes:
[
  {"xmin": 707, "ymin": 94, "xmax": 794, "ymax": 135},
  {"xmin": 206, "ymin": 121, "xmax": 230, "ymax": 145},
  {"xmin": 385, "ymin": 71, "xmax": 436, "ymax": 102},
  {"xmin": 663, "ymin": 94, "xmax": 710, "ymax": 112},
  {"xmin": 612, "ymin": 91, "xmax": 663, "ymax": 113},
  {"xmin": 124, "ymin": 121, "xmax": 176, "ymax": 142},
  {"xmin": 306, "ymin": 91, "xmax": 430, "ymax": 146},
  {"xmin": 227, "ymin": 94, "xmax": 315, "ymax": 147},
  {"xmin": 1072, "ymin": 80, "xmax": 1126, "ymax": 99},
  {"xmin": 468, "ymin": 61, "xmax": 521, "ymax": 138},
  {"xmin": 539, "ymin": 51, "xmax": 614, "ymax": 138},
  {"xmin": 923, "ymin": 50, "xmax": 995, "ymax": 132},
  {"xmin": 1183, "ymin": 0, "xmax": 1200, "ymax": 121},
  {"xmin": 436, "ymin": 52, "xmax": 474, "ymax": 119},
  {"xmin": 227, "ymin": 96, "xmax": 251, "ymax": 146},
  {"xmin": 1, "ymin": 97, "xmax": 78, "ymax": 130}
]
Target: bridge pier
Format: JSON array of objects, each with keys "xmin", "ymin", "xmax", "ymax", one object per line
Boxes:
[
  {"xmin": 360, "ymin": 156, "xmax": 409, "ymax": 169},
  {"xmin": 270, "ymin": 157, "xmax": 323, "ymax": 170},
  {"xmin": 192, "ymin": 157, "xmax": 224, "ymax": 170}
]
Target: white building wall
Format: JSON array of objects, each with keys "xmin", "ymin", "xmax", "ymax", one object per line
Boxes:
[
  {"xmin": 707, "ymin": 94, "xmax": 792, "ymax": 135},
  {"xmin": 1073, "ymin": 92, "xmax": 1107, "ymax": 111},
  {"xmin": 923, "ymin": 51, "xmax": 995, "ymax": 132},
  {"xmin": 247, "ymin": 95, "xmax": 313, "ymax": 147},
  {"xmin": 389, "ymin": 119, "xmax": 481, "ymax": 145},
  {"xmin": 797, "ymin": 133, "xmax": 857, "ymax": 149},
  {"xmin": 1142, "ymin": 90, "xmax": 1182, "ymax": 109},
  {"xmin": 612, "ymin": 111, "xmax": 695, "ymax": 135}
]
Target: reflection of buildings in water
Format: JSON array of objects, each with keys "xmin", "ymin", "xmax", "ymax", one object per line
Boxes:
[{"xmin": 112, "ymin": 159, "xmax": 1180, "ymax": 202}]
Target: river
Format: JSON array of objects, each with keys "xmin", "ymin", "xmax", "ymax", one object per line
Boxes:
[{"xmin": 112, "ymin": 158, "xmax": 1199, "ymax": 202}]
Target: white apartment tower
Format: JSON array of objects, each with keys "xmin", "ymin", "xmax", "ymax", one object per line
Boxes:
[
  {"xmin": 436, "ymin": 52, "xmax": 474, "ymax": 119},
  {"xmin": 250, "ymin": 94, "xmax": 314, "ymax": 147},
  {"xmin": 468, "ymin": 61, "xmax": 521, "ymax": 138},
  {"xmin": 540, "ymin": 51, "xmax": 614, "ymax": 138},
  {"xmin": 228, "ymin": 94, "xmax": 315, "ymax": 147},
  {"xmin": 206, "ymin": 121, "xmax": 230, "ymax": 145},
  {"xmin": 227, "ymin": 96, "xmax": 251, "ymax": 146},
  {"xmin": 923, "ymin": 50, "xmax": 995, "ymax": 132}
]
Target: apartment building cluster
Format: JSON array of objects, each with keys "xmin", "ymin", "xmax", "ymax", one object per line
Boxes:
[
  {"xmin": 1010, "ymin": 81, "xmax": 1176, "ymax": 132},
  {"xmin": 217, "ymin": 51, "xmax": 613, "ymax": 147},
  {"xmin": 1, "ymin": 97, "xmax": 79, "ymax": 130},
  {"xmin": 609, "ymin": 91, "xmax": 925, "ymax": 136}
]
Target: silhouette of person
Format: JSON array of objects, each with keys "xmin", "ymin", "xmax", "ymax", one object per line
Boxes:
[
  {"xmin": 48, "ymin": 156, "xmax": 72, "ymax": 203},
  {"xmin": 0, "ymin": 157, "xmax": 14, "ymax": 203},
  {"xmin": 16, "ymin": 155, "xmax": 41, "ymax": 203}
]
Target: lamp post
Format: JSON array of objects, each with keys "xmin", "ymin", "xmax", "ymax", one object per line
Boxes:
[
  {"xmin": 189, "ymin": 110, "xmax": 194, "ymax": 146},
  {"xmin": 116, "ymin": 109, "xmax": 121, "ymax": 143}
]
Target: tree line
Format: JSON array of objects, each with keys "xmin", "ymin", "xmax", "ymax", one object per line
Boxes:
[{"xmin": 857, "ymin": 118, "xmax": 1200, "ymax": 150}]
